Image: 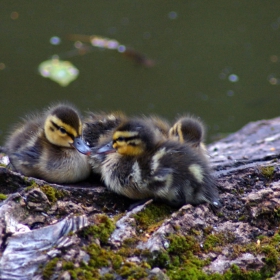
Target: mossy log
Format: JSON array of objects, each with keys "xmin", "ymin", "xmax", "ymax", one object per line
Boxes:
[{"xmin": 1, "ymin": 117, "xmax": 280, "ymax": 279}]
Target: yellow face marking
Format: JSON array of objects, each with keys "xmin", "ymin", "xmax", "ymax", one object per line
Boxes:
[
  {"xmin": 78, "ymin": 120, "xmax": 82, "ymax": 135},
  {"xmin": 44, "ymin": 115, "xmax": 81, "ymax": 147},
  {"xmin": 112, "ymin": 131, "xmax": 144, "ymax": 156},
  {"xmin": 50, "ymin": 116, "xmax": 79, "ymax": 137},
  {"xmin": 113, "ymin": 131, "xmax": 138, "ymax": 141},
  {"xmin": 189, "ymin": 164, "xmax": 204, "ymax": 183},
  {"xmin": 177, "ymin": 122, "xmax": 184, "ymax": 143},
  {"xmin": 115, "ymin": 144, "xmax": 144, "ymax": 156},
  {"xmin": 169, "ymin": 123, "xmax": 183, "ymax": 143}
]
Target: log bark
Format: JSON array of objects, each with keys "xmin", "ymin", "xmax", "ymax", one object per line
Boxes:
[{"xmin": 1, "ymin": 117, "xmax": 280, "ymax": 279}]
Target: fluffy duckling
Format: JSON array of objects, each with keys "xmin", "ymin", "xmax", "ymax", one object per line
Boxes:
[
  {"xmin": 142, "ymin": 115, "xmax": 170, "ymax": 140},
  {"xmin": 4, "ymin": 103, "xmax": 92, "ymax": 183},
  {"xmin": 83, "ymin": 111, "xmax": 127, "ymax": 148},
  {"xmin": 169, "ymin": 116, "xmax": 208, "ymax": 158},
  {"xmin": 82, "ymin": 111, "xmax": 127, "ymax": 174},
  {"xmin": 95, "ymin": 119, "xmax": 221, "ymax": 208},
  {"xmin": 82, "ymin": 112, "xmax": 171, "ymax": 174}
]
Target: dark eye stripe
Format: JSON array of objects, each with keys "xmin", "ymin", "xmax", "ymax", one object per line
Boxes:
[
  {"xmin": 50, "ymin": 121, "xmax": 74, "ymax": 139},
  {"xmin": 113, "ymin": 135, "xmax": 138, "ymax": 144}
]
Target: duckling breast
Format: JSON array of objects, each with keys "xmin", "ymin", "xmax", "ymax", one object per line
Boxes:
[
  {"xmin": 101, "ymin": 153, "xmax": 151, "ymax": 199},
  {"xmin": 39, "ymin": 147, "xmax": 91, "ymax": 183}
]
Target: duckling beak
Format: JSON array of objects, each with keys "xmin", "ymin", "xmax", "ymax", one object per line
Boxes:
[
  {"xmin": 97, "ymin": 141, "xmax": 116, "ymax": 154},
  {"xmin": 73, "ymin": 137, "xmax": 92, "ymax": 155}
]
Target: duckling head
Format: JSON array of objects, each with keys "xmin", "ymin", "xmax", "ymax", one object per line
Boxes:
[
  {"xmin": 169, "ymin": 116, "xmax": 204, "ymax": 147},
  {"xmin": 98, "ymin": 119, "xmax": 157, "ymax": 156},
  {"xmin": 44, "ymin": 104, "xmax": 91, "ymax": 154}
]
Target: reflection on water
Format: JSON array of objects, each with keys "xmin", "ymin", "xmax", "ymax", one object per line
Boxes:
[
  {"xmin": 1, "ymin": 1, "xmax": 280, "ymax": 144},
  {"xmin": 38, "ymin": 34, "xmax": 155, "ymax": 86}
]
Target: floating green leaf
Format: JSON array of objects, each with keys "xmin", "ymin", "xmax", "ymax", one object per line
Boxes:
[{"xmin": 38, "ymin": 59, "xmax": 79, "ymax": 87}]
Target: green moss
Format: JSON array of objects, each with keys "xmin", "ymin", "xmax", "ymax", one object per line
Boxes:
[
  {"xmin": 222, "ymin": 264, "xmax": 263, "ymax": 280},
  {"xmin": 40, "ymin": 215, "xmax": 280, "ymax": 280},
  {"xmin": 40, "ymin": 185, "xmax": 67, "ymax": 203},
  {"xmin": 168, "ymin": 234, "xmax": 200, "ymax": 256},
  {"xmin": 133, "ymin": 203, "xmax": 173, "ymax": 232},
  {"xmin": 148, "ymin": 234, "xmax": 204, "ymax": 272},
  {"xmin": 0, "ymin": 193, "xmax": 7, "ymax": 201},
  {"xmin": 84, "ymin": 243, "xmax": 149, "ymax": 279},
  {"xmin": 41, "ymin": 230, "xmax": 280, "ymax": 280},
  {"xmin": 101, "ymin": 274, "xmax": 114, "ymax": 280},
  {"xmin": 167, "ymin": 266, "xmax": 209, "ymax": 279},
  {"xmin": 238, "ymin": 215, "xmax": 246, "ymax": 221},
  {"xmin": 25, "ymin": 181, "xmax": 38, "ymax": 191},
  {"xmin": 79, "ymin": 214, "xmax": 115, "ymax": 243},
  {"xmin": 42, "ymin": 257, "xmax": 59, "ymax": 280},
  {"xmin": 259, "ymin": 166, "xmax": 275, "ymax": 180},
  {"xmin": 203, "ymin": 232, "xmax": 235, "ymax": 253},
  {"xmin": 149, "ymin": 250, "xmax": 171, "ymax": 268},
  {"xmin": 261, "ymin": 245, "xmax": 279, "ymax": 276},
  {"xmin": 203, "ymin": 233, "xmax": 224, "ymax": 252},
  {"xmin": 67, "ymin": 265, "xmax": 100, "ymax": 280},
  {"xmin": 86, "ymin": 243, "xmax": 111, "ymax": 268},
  {"xmin": 123, "ymin": 237, "xmax": 139, "ymax": 247},
  {"xmin": 118, "ymin": 262, "xmax": 149, "ymax": 279}
]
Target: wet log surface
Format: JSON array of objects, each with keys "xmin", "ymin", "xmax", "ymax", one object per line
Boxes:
[{"xmin": 1, "ymin": 117, "xmax": 280, "ymax": 279}]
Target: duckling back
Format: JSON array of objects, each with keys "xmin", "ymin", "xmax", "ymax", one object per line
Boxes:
[
  {"xmin": 5, "ymin": 103, "xmax": 91, "ymax": 183},
  {"xmin": 149, "ymin": 141, "xmax": 219, "ymax": 207}
]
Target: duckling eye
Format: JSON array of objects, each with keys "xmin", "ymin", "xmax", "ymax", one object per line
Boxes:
[
  {"xmin": 59, "ymin": 127, "xmax": 67, "ymax": 134},
  {"xmin": 117, "ymin": 137, "xmax": 125, "ymax": 142}
]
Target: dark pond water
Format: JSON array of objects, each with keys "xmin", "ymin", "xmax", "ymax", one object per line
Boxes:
[{"xmin": 1, "ymin": 1, "xmax": 280, "ymax": 143}]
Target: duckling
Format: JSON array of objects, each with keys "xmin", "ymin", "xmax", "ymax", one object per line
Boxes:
[
  {"xmin": 95, "ymin": 119, "xmax": 221, "ymax": 208},
  {"xmin": 82, "ymin": 112, "xmax": 171, "ymax": 174},
  {"xmin": 169, "ymin": 116, "xmax": 208, "ymax": 158},
  {"xmin": 82, "ymin": 111, "xmax": 127, "ymax": 173},
  {"xmin": 83, "ymin": 111, "xmax": 127, "ymax": 147},
  {"xmin": 141, "ymin": 115, "xmax": 170, "ymax": 140},
  {"xmin": 4, "ymin": 103, "xmax": 92, "ymax": 183}
]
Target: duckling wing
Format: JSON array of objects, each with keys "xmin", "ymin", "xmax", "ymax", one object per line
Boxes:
[
  {"xmin": 12, "ymin": 145, "xmax": 41, "ymax": 166},
  {"xmin": 152, "ymin": 167, "xmax": 173, "ymax": 181},
  {"xmin": 149, "ymin": 167, "xmax": 186, "ymax": 207}
]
